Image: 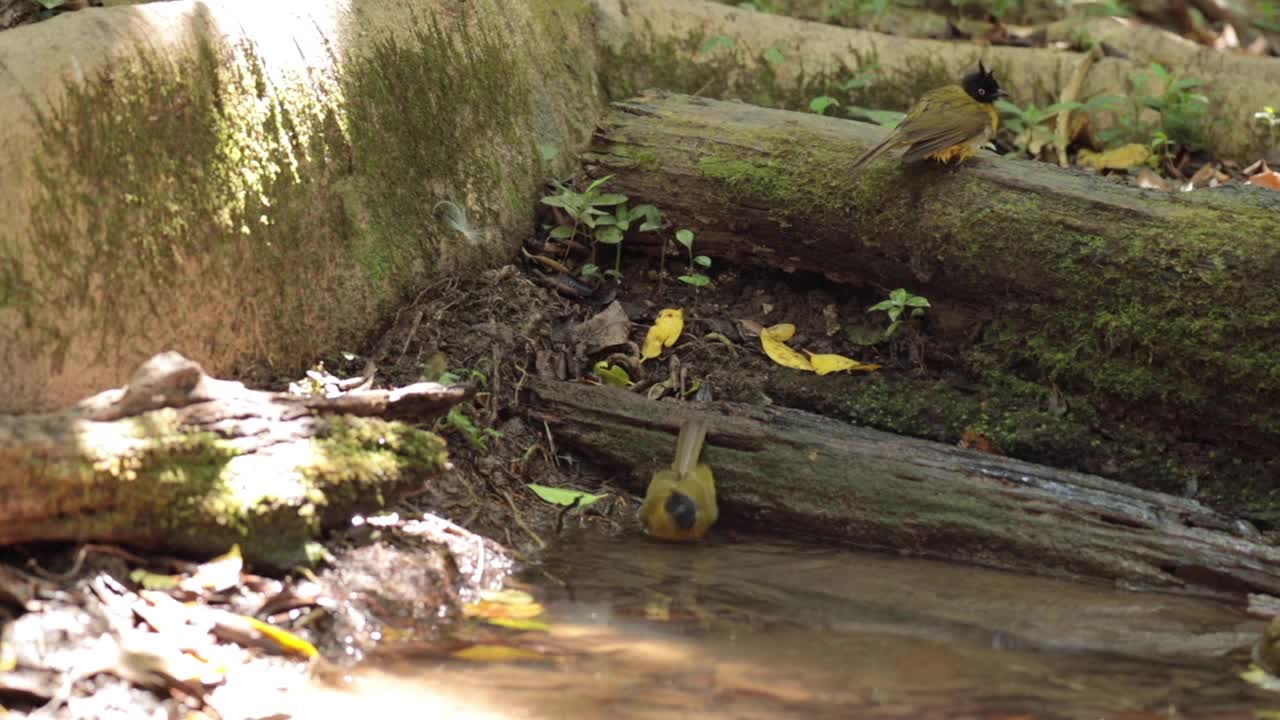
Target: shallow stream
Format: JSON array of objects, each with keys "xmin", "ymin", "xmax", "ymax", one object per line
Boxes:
[{"xmin": 309, "ymin": 534, "xmax": 1274, "ymax": 719}]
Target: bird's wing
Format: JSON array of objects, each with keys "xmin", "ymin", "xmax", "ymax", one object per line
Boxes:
[{"xmin": 893, "ymin": 94, "xmax": 992, "ymax": 163}]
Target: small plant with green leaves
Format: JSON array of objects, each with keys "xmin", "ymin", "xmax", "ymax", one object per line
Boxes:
[
  {"xmin": 433, "ymin": 367, "xmax": 504, "ymax": 453},
  {"xmin": 812, "ymin": 64, "xmax": 883, "ymax": 118},
  {"xmin": 1256, "ymin": 0, "xmax": 1280, "ymax": 31},
  {"xmin": 541, "ymin": 175, "xmax": 628, "ymax": 253},
  {"xmin": 674, "ymin": 229, "xmax": 711, "ymax": 288},
  {"xmin": 996, "ymin": 99, "xmax": 1082, "ymax": 156},
  {"xmin": 867, "ymin": 288, "xmax": 930, "ymax": 338},
  {"xmin": 592, "ymin": 201, "xmax": 662, "ymax": 278},
  {"xmin": 845, "ymin": 106, "xmax": 905, "ymax": 128},
  {"xmin": 810, "ymin": 95, "xmax": 841, "ymax": 115},
  {"xmin": 1097, "ymin": 63, "xmax": 1210, "ymax": 154},
  {"xmin": 1147, "ymin": 129, "xmax": 1175, "ymax": 168}
]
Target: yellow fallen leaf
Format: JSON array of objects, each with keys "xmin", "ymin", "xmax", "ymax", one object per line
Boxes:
[
  {"xmin": 642, "ymin": 308, "xmax": 684, "ymax": 361},
  {"xmin": 452, "ymin": 644, "xmax": 546, "ymax": 662},
  {"xmin": 804, "ymin": 351, "xmax": 881, "ymax": 375},
  {"xmin": 463, "ymin": 589, "xmax": 545, "ymax": 620},
  {"xmin": 760, "ymin": 326, "xmax": 812, "ymax": 371},
  {"xmin": 486, "ymin": 617, "xmax": 551, "ymax": 631},
  {"xmin": 764, "ymin": 323, "xmax": 796, "ymax": 342},
  {"xmin": 129, "ymin": 568, "xmax": 181, "ymax": 590},
  {"xmin": 241, "ymin": 615, "xmax": 319, "ymax": 658},
  {"xmin": 1077, "ymin": 143, "xmax": 1149, "ymax": 171},
  {"xmin": 181, "ymin": 544, "xmax": 243, "ymax": 593}
]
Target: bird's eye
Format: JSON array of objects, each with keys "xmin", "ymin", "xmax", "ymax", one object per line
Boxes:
[{"xmin": 978, "ymin": 88, "xmax": 986, "ymax": 95}]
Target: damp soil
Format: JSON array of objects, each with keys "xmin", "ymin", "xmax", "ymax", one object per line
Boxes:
[{"xmin": 267, "ymin": 242, "xmax": 1276, "ymax": 551}]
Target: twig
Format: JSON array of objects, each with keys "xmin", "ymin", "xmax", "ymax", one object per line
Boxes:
[
  {"xmin": 24, "ymin": 543, "xmax": 163, "ymax": 581},
  {"xmin": 500, "ymin": 490, "xmax": 546, "ymax": 550},
  {"xmin": 397, "ymin": 309, "xmax": 426, "ymax": 365},
  {"xmin": 1056, "ymin": 42, "xmax": 1103, "ymax": 168},
  {"xmin": 488, "ymin": 344, "xmax": 502, "ymax": 426},
  {"xmin": 554, "ymin": 496, "xmax": 583, "ymax": 536},
  {"xmin": 543, "ymin": 420, "xmax": 560, "ymax": 468}
]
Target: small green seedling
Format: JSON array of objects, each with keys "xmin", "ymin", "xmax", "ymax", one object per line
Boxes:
[
  {"xmin": 675, "ymin": 229, "xmax": 711, "ymax": 288},
  {"xmin": 867, "ymin": 288, "xmax": 930, "ymax": 338}
]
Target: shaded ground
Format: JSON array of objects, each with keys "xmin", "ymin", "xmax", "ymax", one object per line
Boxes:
[{"xmin": 265, "ymin": 198, "xmax": 1280, "ymax": 543}]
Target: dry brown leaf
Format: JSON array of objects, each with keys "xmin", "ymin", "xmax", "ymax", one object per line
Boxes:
[
  {"xmin": 1243, "ymin": 159, "xmax": 1267, "ymax": 176},
  {"xmin": 1248, "ymin": 170, "xmax": 1280, "ymax": 191},
  {"xmin": 574, "ymin": 301, "xmax": 632, "ymax": 354},
  {"xmin": 1213, "ymin": 23, "xmax": 1239, "ymax": 49},
  {"xmin": 1188, "ymin": 163, "xmax": 1216, "ymax": 187},
  {"xmin": 1134, "ymin": 168, "xmax": 1170, "ymax": 191},
  {"xmin": 958, "ymin": 430, "xmax": 1004, "ymax": 456},
  {"xmin": 1068, "ymin": 112, "xmax": 1101, "ymax": 151}
]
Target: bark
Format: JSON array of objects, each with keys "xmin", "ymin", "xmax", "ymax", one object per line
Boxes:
[
  {"xmin": 528, "ymin": 377, "xmax": 1279, "ymax": 602},
  {"xmin": 584, "ymin": 92, "xmax": 1280, "ymax": 464},
  {"xmin": 0, "ymin": 352, "xmax": 467, "ymax": 568},
  {"xmin": 594, "ymin": 0, "xmax": 1280, "ymax": 162}
]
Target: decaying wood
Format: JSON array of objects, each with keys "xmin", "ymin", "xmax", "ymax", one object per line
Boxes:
[
  {"xmin": 528, "ymin": 377, "xmax": 1280, "ymax": 602},
  {"xmin": 585, "ymin": 92, "xmax": 1280, "ymax": 464},
  {"xmin": 0, "ymin": 352, "xmax": 470, "ymax": 567}
]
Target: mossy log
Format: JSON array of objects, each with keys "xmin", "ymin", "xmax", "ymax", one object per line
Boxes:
[
  {"xmin": 594, "ymin": 0, "xmax": 1280, "ymax": 163},
  {"xmin": 528, "ymin": 377, "xmax": 1280, "ymax": 602},
  {"xmin": 0, "ymin": 353, "xmax": 467, "ymax": 568},
  {"xmin": 584, "ymin": 92, "xmax": 1280, "ymax": 490}
]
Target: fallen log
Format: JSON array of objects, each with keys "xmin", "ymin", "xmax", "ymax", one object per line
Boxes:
[
  {"xmin": 528, "ymin": 377, "xmax": 1280, "ymax": 602},
  {"xmin": 594, "ymin": 0, "xmax": 1280, "ymax": 162},
  {"xmin": 0, "ymin": 352, "xmax": 467, "ymax": 568},
  {"xmin": 584, "ymin": 91, "xmax": 1280, "ymax": 487}
]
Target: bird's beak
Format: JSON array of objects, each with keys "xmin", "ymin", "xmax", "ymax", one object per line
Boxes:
[{"xmin": 995, "ymin": 89, "xmax": 1010, "ymax": 99}]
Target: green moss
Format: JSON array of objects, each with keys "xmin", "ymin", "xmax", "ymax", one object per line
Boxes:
[
  {"xmin": 8, "ymin": 34, "xmax": 318, "ymax": 352},
  {"xmin": 599, "ymin": 24, "xmax": 958, "ymax": 118},
  {"xmin": 3, "ymin": 2, "xmax": 553, "ymax": 388},
  {"xmin": 108, "ymin": 412, "xmax": 445, "ymax": 567},
  {"xmin": 341, "ymin": 8, "xmax": 531, "ymax": 300},
  {"xmin": 304, "ymin": 416, "xmax": 449, "ymax": 516}
]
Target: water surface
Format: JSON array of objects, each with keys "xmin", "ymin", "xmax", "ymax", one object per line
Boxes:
[{"xmin": 308, "ymin": 534, "xmax": 1275, "ymax": 719}]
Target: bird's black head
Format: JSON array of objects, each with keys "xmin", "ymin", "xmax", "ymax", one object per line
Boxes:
[
  {"xmin": 664, "ymin": 491, "xmax": 698, "ymax": 531},
  {"xmin": 962, "ymin": 62, "xmax": 1007, "ymax": 104}
]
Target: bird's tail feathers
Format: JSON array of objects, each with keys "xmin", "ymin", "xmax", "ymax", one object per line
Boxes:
[
  {"xmin": 849, "ymin": 133, "xmax": 899, "ymax": 173},
  {"xmin": 671, "ymin": 419, "xmax": 708, "ymax": 479}
]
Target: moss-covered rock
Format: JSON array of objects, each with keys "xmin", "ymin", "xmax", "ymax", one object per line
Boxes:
[{"xmin": 0, "ymin": 0, "xmax": 599, "ymax": 412}]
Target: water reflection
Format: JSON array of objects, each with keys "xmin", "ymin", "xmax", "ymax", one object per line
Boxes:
[{"xmin": 309, "ymin": 533, "xmax": 1277, "ymax": 719}]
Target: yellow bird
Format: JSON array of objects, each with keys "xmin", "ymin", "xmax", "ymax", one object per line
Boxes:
[
  {"xmin": 849, "ymin": 62, "xmax": 1008, "ymax": 172},
  {"xmin": 639, "ymin": 419, "xmax": 718, "ymax": 541}
]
